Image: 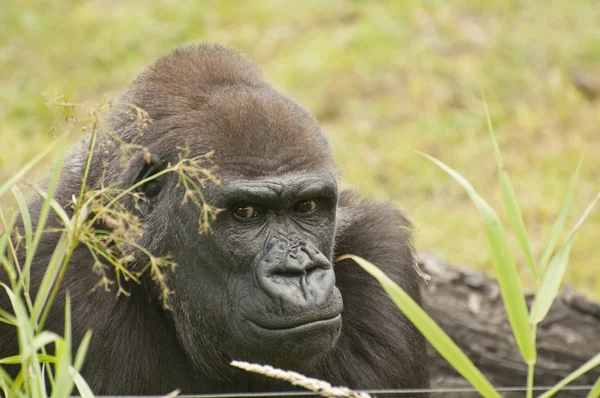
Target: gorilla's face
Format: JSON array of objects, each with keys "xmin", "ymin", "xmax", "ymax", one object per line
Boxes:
[
  {"xmin": 132, "ymin": 87, "xmax": 344, "ymax": 369},
  {"xmin": 157, "ymin": 172, "xmax": 343, "ymax": 367}
]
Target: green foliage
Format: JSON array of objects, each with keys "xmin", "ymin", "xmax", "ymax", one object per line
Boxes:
[
  {"xmin": 0, "ymin": 150, "xmax": 93, "ymax": 397},
  {"xmin": 587, "ymin": 377, "xmax": 600, "ymax": 398},
  {"xmin": 483, "ymin": 96, "xmax": 538, "ymax": 280},
  {"xmin": 417, "ymin": 150, "xmax": 535, "ymax": 364},
  {"xmin": 348, "ymin": 119, "xmax": 599, "ymax": 396},
  {"xmin": 341, "ymin": 254, "xmax": 500, "ymax": 398},
  {"xmin": 0, "ymin": 103, "xmax": 219, "ymax": 396},
  {"xmin": 531, "ymin": 193, "xmax": 599, "ymax": 324},
  {"xmin": 538, "ymin": 354, "xmax": 600, "ymax": 398}
]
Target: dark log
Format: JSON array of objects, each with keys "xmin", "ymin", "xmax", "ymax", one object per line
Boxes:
[{"xmin": 418, "ymin": 252, "xmax": 600, "ymax": 398}]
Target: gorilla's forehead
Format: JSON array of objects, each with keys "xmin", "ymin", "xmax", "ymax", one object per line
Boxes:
[{"xmin": 151, "ymin": 86, "xmax": 336, "ymax": 178}]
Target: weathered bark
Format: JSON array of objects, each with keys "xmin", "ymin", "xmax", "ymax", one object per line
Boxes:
[{"xmin": 418, "ymin": 252, "xmax": 600, "ymax": 398}]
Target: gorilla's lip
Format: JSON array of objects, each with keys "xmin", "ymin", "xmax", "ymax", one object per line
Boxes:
[{"xmin": 249, "ymin": 314, "xmax": 342, "ymax": 332}]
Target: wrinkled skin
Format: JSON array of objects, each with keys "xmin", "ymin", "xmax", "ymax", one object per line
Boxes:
[
  {"xmin": 0, "ymin": 44, "xmax": 429, "ymax": 396},
  {"xmin": 167, "ymin": 172, "xmax": 343, "ymax": 367}
]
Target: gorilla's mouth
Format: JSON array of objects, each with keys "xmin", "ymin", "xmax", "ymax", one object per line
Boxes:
[{"xmin": 250, "ymin": 313, "xmax": 342, "ymax": 332}]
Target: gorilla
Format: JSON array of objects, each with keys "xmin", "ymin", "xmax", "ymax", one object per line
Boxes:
[{"xmin": 0, "ymin": 44, "xmax": 429, "ymax": 396}]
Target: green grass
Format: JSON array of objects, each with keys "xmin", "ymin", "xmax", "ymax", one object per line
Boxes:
[
  {"xmin": 1, "ymin": 0, "xmax": 599, "ymax": 298},
  {"xmin": 343, "ymin": 120, "xmax": 599, "ymax": 397}
]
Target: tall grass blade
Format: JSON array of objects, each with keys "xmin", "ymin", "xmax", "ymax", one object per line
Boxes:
[
  {"xmin": 32, "ymin": 231, "xmax": 69, "ymax": 326},
  {"xmin": 28, "ymin": 186, "xmax": 72, "ymax": 231},
  {"xmin": 0, "ymin": 307, "xmax": 17, "ymax": 326},
  {"xmin": 419, "ymin": 151, "xmax": 535, "ymax": 363},
  {"xmin": 1, "ymin": 284, "xmax": 44, "ymax": 396},
  {"xmin": 0, "ymin": 365, "xmax": 17, "ymax": 398},
  {"xmin": 0, "ymin": 224, "xmax": 17, "ymax": 282},
  {"xmin": 0, "ymin": 354, "xmax": 56, "ymax": 365},
  {"xmin": 587, "ymin": 377, "xmax": 600, "ymax": 398},
  {"xmin": 77, "ymin": 128, "xmax": 97, "ymax": 207},
  {"xmin": 531, "ymin": 238, "xmax": 573, "ymax": 325},
  {"xmin": 73, "ymin": 331, "xmax": 92, "ymax": 371},
  {"xmin": 341, "ymin": 254, "xmax": 501, "ymax": 398},
  {"xmin": 11, "ymin": 185, "xmax": 33, "ymax": 270},
  {"xmin": 538, "ymin": 352, "xmax": 600, "ymax": 398},
  {"xmin": 483, "ymin": 96, "xmax": 538, "ymax": 280},
  {"xmin": 531, "ymin": 193, "xmax": 600, "ymax": 324},
  {"xmin": 23, "ymin": 150, "xmax": 66, "ymax": 294},
  {"xmin": 539, "ymin": 159, "xmax": 582, "ymax": 274},
  {"xmin": 51, "ymin": 295, "xmax": 74, "ymax": 398},
  {"xmin": 32, "ymin": 331, "xmax": 60, "ymax": 352},
  {"xmin": 70, "ymin": 369, "xmax": 94, "ymax": 398}
]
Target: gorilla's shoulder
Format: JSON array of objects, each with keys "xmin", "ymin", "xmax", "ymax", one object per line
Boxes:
[
  {"xmin": 335, "ymin": 188, "xmax": 419, "ymax": 291},
  {"xmin": 336, "ymin": 188, "xmax": 413, "ymax": 240}
]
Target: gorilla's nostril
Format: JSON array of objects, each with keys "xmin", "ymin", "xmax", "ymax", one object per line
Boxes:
[
  {"xmin": 271, "ymin": 263, "xmax": 319, "ymax": 281},
  {"xmin": 305, "ymin": 263, "xmax": 318, "ymax": 276},
  {"xmin": 273, "ymin": 268, "xmax": 304, "ymax": 279}
]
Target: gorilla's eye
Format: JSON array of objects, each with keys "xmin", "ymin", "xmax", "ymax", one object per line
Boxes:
[
  {"xmin": 233, "ymin": 205, "xmax": 259, "ymax": 220},
  {"xmin": 294, "ymin": 199, "xmax": 317, "ymax": 214},
  {"xmin": 143, "ymin": 180, "xmax": 162, "ymax": 198}
]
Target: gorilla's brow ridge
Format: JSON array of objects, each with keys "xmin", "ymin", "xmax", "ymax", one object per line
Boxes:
[{"xmin": 219, "ymin": 175, "xmax": 337, "ymax": 206}]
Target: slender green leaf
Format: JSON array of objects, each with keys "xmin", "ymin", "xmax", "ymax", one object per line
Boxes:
[
  {"xmin": 51, "ymin": 294, "xmax": 76, "ymax": 398},
  {"xmin": 29, "ymin": 185, "xmax": 72, "ymax": 231},
  {"xmin": 483, "ymin": 97, "xmax": 538, "ymax": 280},
  {"xmin": 539, "ymin": 159, "xmax": 582, "ymax": 274},
  {"xmin": 539, "ymin": 353, "xmax": 600, "ymax": 398},
  {"xmin": 23, "ymin": 150, "xmax": 66, "ymax": 294},
  {"xmin": 77, "ymin": 126, "xmax": 98, "ymax": 208},
  {"xmin": 0, "ymin": 307, "xmax": 17, "ymax": 325},
  {"xmin": 11, "ymin": 370, "xmax": 25, "ymax": 395},
  {"xmin": 0, "ymin": 285, "xmax": 31, "ymax": 355},
  {"xmin": 531, "ymin": 238, "xmax": 573, "ymax": 325},
  {"xmin": 0, "ymin": 220, "xmax": 17, "ymax": 283},
  {"xmin": 342, "ymin": 254, "xmax": 500, "ymax": 398},
  {"xmin": 64, "ymin": 294, "xmax": 72, "ymax": 345},
  {"xmin": 587, "ymin": 377, "xmax": 600, "ymax": 398},
  {"xmin": 50, "ymin": 339, "xmax": 68, "ymax": 398},
  {"xmin": 0, "ymin": 365, "xmax": 17, "ymax": 398},
  {"xmin": 419, "ymin": 151, "xmax": 535, "ymax": 363},
  {"xmin": 32, "ymin": 231, "xmax": 70, "ymax": 326},
  {"xmin": 11, "ymin": 185, "xmax": 33, "ymax": 265},
  {"xmin": 32, "ymin": 331, "xmax": 61, "ymax": 352},
  {"xmin": 0, "ymin": 135, "xmax": 64, "ymax": 198},
  {"xmin": 0, "ymin": 354, "xmax": 57, "ymax": 365},
  {"xmin": 70, "ymin": 368, "xmax": 94, "ymax": 398},
  {"xmin": 73, "ymin": 331, "xmax": 93, "ymax": 372},
  {"xmin": 0, "ymin": 356, "xmax": 21, "ymax": 365},
  {"xmin": 0, "ymin": 252, "xmax": 17, "ymax": 284},
  {"xmin": 0, "ymin": 284, "xmax": 44, "ymax": 396},
  {"xmin": 531, "ymin": 193, "xmax": 600, "ymax": 324}
]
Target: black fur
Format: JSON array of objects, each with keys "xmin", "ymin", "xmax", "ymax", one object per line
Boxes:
[{"xmin": 0, "ymin": 44, "xmax": 429, "ymax": 397}]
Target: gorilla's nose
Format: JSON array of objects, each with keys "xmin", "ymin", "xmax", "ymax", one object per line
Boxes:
[
  {"xmin": 279, "ymin": 245, "xmax": 330, "ymax": 277},
  {"xmin": 257, "ymin": 241, "xmax": 336, "ymax": 307}
]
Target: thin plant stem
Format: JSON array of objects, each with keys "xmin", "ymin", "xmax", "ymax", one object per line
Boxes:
[
  {"xmin": 0, "ymin": 209, "xmax": 33, "ymax": 312},
  {"xmin": 527, "ymin": 324, "xmax": 538, "ymax": 398},
  {"xmin": 77, "ymin": 119, "xmax": 99, "ymax": 210},
  {"xmin": 37, "ymin": 243, "xmax": 76, "ymax": 332}
]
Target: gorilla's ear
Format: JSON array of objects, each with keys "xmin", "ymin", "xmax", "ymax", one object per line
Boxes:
[{"xmin": 134, "ymin": 152, "xmax": 165, "ymax": 215}]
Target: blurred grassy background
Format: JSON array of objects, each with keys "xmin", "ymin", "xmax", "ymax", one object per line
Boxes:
[{"xmin": 1, "ymin": 0, "xmax": 598, "ymax": 298}]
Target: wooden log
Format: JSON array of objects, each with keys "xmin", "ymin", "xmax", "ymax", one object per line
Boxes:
[{"xmin": 418, "ymin": 252, "xmax": 600, "ymax": 397}]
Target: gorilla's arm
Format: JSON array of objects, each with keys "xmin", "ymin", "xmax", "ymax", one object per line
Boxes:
[{"xmin": 315, "ymin": 189, "xmax": 429, "ymax": 392}]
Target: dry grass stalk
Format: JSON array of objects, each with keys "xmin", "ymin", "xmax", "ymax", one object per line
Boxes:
[{"xmin": 231, "ymin": 361, "xmax": 371, "ymax": 398}]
